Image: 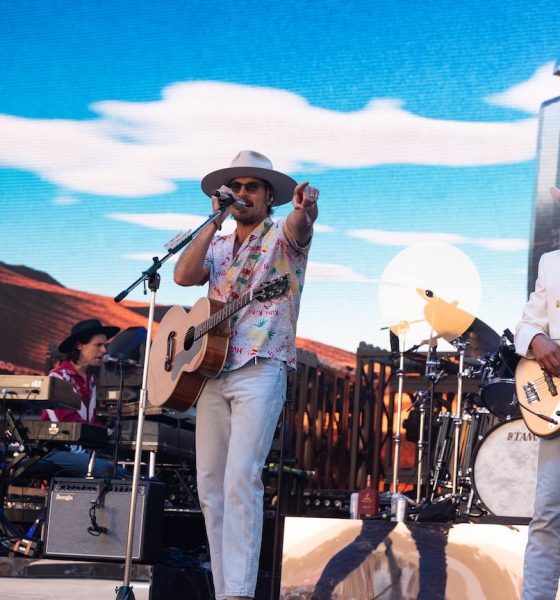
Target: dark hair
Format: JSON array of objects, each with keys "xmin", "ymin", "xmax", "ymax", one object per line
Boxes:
[
  {"xmin": 264, "ymin": 181, "xmax": 275, "ymax": 216},
  {"xmin": 66, "ymin": 334, "xmax": 95, "ymax": 363}
]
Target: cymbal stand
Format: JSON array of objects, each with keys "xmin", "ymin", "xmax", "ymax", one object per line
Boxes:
[
  {"xmin": 391, "ymin": 322, "xmax": 409, "ymax": 495},
  {"xmin": 421, "ymin": 341, "xmax": 445, "ymax": 503},
  {"xmin": 413, "ymin": 390, "xmax": 429, "ymax": 503},
  {"xmin": 113, "ymin": 206, "xmax": 230, "ymax": 600},
  {"xmin": 451, "ymin": 337, "xmax": 467, "ymax": 497}
]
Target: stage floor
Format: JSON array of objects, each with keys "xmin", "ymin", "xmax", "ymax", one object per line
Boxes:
[
  {"xmin": 3, "ymin": 518, "xmax": 560, "ymax": 599},
  {"xmin": 0, "ymin": 558, "xmax": 211, "ymax": 600},
  {"xmin": 0, "ymin": 577, "xmax": 150, "ymax": 599}
]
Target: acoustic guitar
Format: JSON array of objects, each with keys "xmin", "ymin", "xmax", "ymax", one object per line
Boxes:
[
  {"xmin": 515, "ymin": 351, "xmax": 560, "ymax": 438},
  {"xmin": 147, "ymin": 275, "xmax": 289, "ymax": 411}
]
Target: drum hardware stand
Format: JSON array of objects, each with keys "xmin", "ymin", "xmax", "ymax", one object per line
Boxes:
[
  {"xmin": 113, "ymin": 204, "xmax": 230, "ymax": 600},
  {"xmin": 420, "ymin": 340, "xmax": 446, "ymax": 504},
  {"xmin": 413, "ymin": 390, "xmax": 429, "ymax": 504},
  {"xmin": 464, "ymin": 486, "xmax": 477, "ymax": 516},
  {"xmin": 450, "ymin": 337, "xmax": 468, "ymax": 499},
  {"xmin": 429, "ymin": 412, "xmax": 452, "ymax": 502},
  {"xmin": 391, "ymin": 322, "xmax": 409, "ymax": 498}
]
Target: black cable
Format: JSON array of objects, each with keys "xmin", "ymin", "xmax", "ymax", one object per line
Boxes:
[{"xmin": 87, "ymin": 477, "xmax": 110, "ymax": 536}]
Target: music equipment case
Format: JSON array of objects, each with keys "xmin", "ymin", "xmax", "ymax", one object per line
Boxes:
[{"xmin": 44, "ymin": 477, "xmax": 166, "ymax": 562}]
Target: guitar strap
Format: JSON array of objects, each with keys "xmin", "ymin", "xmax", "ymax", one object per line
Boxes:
[{"xmin": 226, "ymin": 217, "xmax": 273, "ymax": 302}]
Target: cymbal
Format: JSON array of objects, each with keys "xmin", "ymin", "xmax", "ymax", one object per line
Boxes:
[
  {"xmin": 379, "ymin": 243, "xmax": 483, "ymax": 350},
  {"xmin": 451, "ymin": 317, "xmax": 501, "ymax": 358},
  {"xmin": 416, "ymin": 288, "xmax": 476, "ymax": 341}
]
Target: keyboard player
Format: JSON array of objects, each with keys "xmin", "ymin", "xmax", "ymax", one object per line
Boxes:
[{"xmin": 37, "ymin": 319, "xmax": 124, "ymax": 478}]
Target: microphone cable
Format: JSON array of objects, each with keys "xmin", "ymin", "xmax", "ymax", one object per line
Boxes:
[{"xmin": 87, "ymin": 478, "xmax": 110, "ymax": 536}]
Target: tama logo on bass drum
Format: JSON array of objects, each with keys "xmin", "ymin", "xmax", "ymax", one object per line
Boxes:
[{"xmin": 506, "ymin": 430, "xmax": 538, "ymax": 442}]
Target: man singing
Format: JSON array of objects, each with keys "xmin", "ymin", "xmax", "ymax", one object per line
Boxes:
[{"xmin": 173, "ymin": 150, "xmax": 318, "ymax": 600}]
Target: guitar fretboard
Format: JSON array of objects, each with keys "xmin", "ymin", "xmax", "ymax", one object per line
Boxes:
[
  {"xmin": 181, "ymin": 274, "xmax": 287, "ymax": 351},
  {"xmin": 182, "ymin": 290, "xmax": 254, "ymax": 349}
]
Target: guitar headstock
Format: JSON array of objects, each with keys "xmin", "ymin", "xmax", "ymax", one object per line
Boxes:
[{"xmin": 254, "ymin": 274, "xmax": 290, "ymax": 302}]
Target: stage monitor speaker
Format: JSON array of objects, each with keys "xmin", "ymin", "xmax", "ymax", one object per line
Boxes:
[{"xmin": 44, "ymin": 477, "xmax": 166, "ymax": 562}]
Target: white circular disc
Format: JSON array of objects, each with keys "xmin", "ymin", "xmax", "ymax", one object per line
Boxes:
[{"xmin": 378, "ymin": 243, "xmax": 482, "ymax": 349}]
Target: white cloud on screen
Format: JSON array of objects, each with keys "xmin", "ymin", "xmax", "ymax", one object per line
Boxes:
[
  {"xmin": 0, "ymin": 64, "xmax": 556, "ymax": 197},
  {"xmin": 347, "ymin": 228, "xmax": 528, "ymax": 251},
  {"xmin": 312, "ymin": 224, "xmax": 334, "ymax": 233},
  {"xmin": 122, "ymin": 252, "xmax": 370, "ymax": 282},
  {"xmin": 305, "ymin": 261, "xmax": 372, "ymax": 282},
  {"xmin": 486, "ymin": 62, "xmax": 559, "ymax": 113},
  {"xmin": 110, "ymin": 213, "xmax": 527, "ymax": 252},
  {"xmin": 110, "ymin": 212, "xmax": 235, "ymax": 234},
  {"xmin": 110, "ymin": 211, "xmax": 334, "ymax": 234}
]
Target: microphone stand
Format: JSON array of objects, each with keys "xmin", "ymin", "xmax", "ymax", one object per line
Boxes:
[{"xmin": 114, "ymin": 206, "xmax": 228, "ymax": 600}]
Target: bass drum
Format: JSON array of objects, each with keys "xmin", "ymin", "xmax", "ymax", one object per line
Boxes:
[{"xmin": 472, "ymin": 419, "xmax": 539, "ymax": 518}]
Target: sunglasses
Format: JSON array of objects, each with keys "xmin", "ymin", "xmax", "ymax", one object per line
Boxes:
[{"xmin": 227, "ymin": 180, "xmax": 265, "ymax": 194}]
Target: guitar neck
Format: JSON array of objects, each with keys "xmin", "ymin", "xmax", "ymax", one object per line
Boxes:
[{"xmin": 194, "ymin": 290, "xmax": 254, "ymax": 340}]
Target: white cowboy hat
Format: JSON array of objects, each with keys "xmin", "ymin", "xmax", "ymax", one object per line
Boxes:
[
  {"xmin": 200, "ymin": 150, "xmax": 297, "ymax": 206},
  {"xmin": 551, "ymin": 186, "xmax": 560, "ymax": 202}
]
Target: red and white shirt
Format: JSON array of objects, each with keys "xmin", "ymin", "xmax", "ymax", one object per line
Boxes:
[{"xmin": 41, "ymin": 359, "xmax": 101, "ymax": 425}]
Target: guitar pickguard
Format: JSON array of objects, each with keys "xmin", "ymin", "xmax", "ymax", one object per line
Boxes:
[{"xmin": 170, "ymin": 337, "xmax": 204, "ymax": 379}]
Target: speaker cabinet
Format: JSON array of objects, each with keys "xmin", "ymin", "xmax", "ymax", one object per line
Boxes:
[{"xmin": 44, "ymin": 477, "xmax": 166, "ymax": 562}]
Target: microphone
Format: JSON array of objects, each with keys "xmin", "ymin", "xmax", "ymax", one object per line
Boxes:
[
  {"xmin": 102, "ymin": 354, "xmax": 139, "ymax": 367},
  {"xmin": 212, "ymin": 189, "xmax": 246, "ymax": 209},
  {"xmin": 503, "ymin": 328, "xmax": 514, "ymax": 344}
]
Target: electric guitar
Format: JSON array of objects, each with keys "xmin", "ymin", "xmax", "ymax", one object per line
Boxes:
[
  {"xmin": 515, "ymin": 351, "xmax": 560, "ymax": 438},
  {"xmin": 147, "ymin": 275, "xmax": 289, "ymax": 411}
]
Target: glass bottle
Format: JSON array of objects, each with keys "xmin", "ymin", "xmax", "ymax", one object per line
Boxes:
[{"xmin": 358, "ymin": 474, "xmax": 379, "ymax": 517}]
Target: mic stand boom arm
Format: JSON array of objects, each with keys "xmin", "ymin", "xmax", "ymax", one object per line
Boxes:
[
  {"xmin": 114, "ymin": 207, "xmax": 226, "ymax": 600},
  {"xmin": 114, "ymin": 207, "xmax": 227, "ymax": 303}
]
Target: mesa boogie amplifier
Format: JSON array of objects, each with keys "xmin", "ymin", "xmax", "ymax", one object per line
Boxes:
[{"xmin": 44, "ymin": 477, "xmax": 165, "ymax": 562}]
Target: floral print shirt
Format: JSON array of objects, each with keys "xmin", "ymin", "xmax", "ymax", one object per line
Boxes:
[{"xmin": 203, "ymin": 217, "xmax": 310, "ymax": 371}]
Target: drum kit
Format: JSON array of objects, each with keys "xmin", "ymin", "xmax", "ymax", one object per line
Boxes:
[{"xmin": 389, "ymin": 290, "xmax": 539, "ymax": 520}]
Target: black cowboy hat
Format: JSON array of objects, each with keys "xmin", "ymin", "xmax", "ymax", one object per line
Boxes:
[{"xmin": 59, "ymin": 319, "xmax": 120, "ymax": 353}]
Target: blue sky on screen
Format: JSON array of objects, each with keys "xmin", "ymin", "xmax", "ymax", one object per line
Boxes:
[{"xmin": 1, "ymin": 1, "xmax": 560, "ymax": 351}]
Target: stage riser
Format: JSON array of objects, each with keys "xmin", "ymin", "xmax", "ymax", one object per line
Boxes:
[{"xmin": 280, "ymin": 517, "xmax": 546, "ymax": 600}]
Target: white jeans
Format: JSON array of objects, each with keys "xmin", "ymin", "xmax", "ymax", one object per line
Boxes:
[
  {"xmin": 523, "ymin": 436, "xmax": 560, "ymax": 599},
  {"xmin": 195, "ymin": 358, "xmax": 287, "ymax": 600}
]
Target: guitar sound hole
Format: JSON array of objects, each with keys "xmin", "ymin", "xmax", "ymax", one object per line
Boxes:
[{"xmin": 184, "ymin": 327, "xmax": 195, "ymax": 351}]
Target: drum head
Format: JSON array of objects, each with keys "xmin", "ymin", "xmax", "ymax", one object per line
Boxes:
[{"xmin": 472, "ymin": 419, "xmax": 539, "ymax": 518}]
